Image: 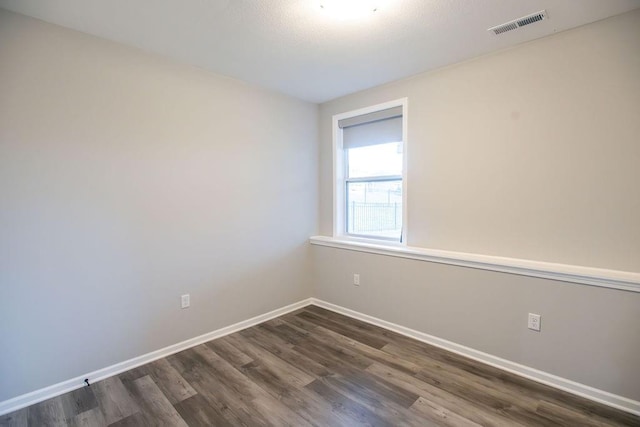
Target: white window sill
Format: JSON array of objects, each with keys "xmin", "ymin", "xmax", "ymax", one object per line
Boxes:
[{"xmin": 309, "ymin": 235, "xmax": 640, "ymax": 293}]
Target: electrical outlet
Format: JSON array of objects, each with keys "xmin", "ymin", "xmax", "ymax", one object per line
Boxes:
[
  {"xmin": 528, "ymin": 313, "xmax": 541, "ymax": 331},
  {"xmin": 353, "ymin": 274, "xmax": 360, "ymax": 286},
  {"xmin": 181, "ymin": 294, "xmax": 190, "ymax": 309}
]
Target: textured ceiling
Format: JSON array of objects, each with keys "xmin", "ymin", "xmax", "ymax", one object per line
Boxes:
[{"xmin": 1, "ymin": 0, "xmax": 639, "ymax": 102}]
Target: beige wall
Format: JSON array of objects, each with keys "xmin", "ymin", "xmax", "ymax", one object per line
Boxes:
[
  {"xmin": 315, "ymin": 10, "xmax": 640, "ymax": 401},
  {"xmin": 0, "ymin": 10, "xmax": 317, "ymax": 402},
  {"xmin": 320, "ymin": 10, "xmax": 640, "ymax": 272}
]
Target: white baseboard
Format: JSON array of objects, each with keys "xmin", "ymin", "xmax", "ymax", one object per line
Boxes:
[
  {"xmin": 3, "ymin": 296, "xmax": 638, "ymax": 418},
  {"xmin": 309, "ymin": 298, "xmax": 640, "ymax": 416},
  {"xmin": 0, "ymin": 298, "xmax": 313, "ymax": 416}
]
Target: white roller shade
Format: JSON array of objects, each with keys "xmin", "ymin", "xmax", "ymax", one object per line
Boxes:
[{"xmin": 339, "ymin": 106, "xmax": 402, "ymax": 149}]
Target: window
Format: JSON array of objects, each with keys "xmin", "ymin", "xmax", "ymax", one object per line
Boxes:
[{"xmin": 333, "ymin": 99, "xmax": 407, "ymax": 243}]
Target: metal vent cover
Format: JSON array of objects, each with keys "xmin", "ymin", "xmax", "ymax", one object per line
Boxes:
[{"xmin": 488, "ymin": 10, "xmax": 547, "ymax": 35}]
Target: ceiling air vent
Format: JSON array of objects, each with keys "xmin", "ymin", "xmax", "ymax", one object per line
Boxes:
[{"xmin": 488, "ymin": 10, "xmax": 547, "ymax": 35}]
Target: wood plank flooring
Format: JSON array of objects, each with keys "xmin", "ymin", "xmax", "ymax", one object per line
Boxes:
[{"xmin": 2, "ymin": 305, "xmax": 639, "ymax": 426}]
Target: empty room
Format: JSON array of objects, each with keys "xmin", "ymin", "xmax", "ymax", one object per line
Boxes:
[{"xmin": 1, "ymin": 0, "xmax": 639, "ymax": 426}]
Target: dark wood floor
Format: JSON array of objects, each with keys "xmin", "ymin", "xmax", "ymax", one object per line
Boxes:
[{"xmin": 2, "ymin": 305, "xmax": 639, "ymax": 426}]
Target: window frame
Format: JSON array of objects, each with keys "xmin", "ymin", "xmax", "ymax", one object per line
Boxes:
[{"xmin": 332, "ymin": 98, "xmax": 408, "ymax": 245}]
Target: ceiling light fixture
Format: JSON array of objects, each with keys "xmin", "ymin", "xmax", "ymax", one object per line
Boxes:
[{"xmin": 319, "ymin": 0, "xmax": 380, "ymax": 20}]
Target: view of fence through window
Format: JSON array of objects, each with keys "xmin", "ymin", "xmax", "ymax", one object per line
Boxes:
[{"xmin": 346, "ymin": 142, "xmax": 403, "ymax": 240}]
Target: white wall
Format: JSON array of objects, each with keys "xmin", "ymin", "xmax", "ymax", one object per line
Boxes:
[
  {"xmin": 315, "ymin": 10, "xmax": 640, "ymax": 401},
  {"xmin": 0, "ymin": 10, "xmax": 317, "ymax": 402}
]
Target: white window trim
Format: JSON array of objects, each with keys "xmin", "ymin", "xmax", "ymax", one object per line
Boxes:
[{"xmin": 332, "ymin": 98, "xmax": 408, "ymax": 245}]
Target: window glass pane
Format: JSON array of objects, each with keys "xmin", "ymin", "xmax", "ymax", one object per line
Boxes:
[
  {"xmin": 347, "ymin": 142, "xmax": 403, "ymax": 178},
  {"xmin": 346, "ymin": 180, "xmax": 402, "ymax": 240}
]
